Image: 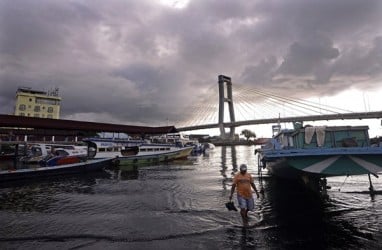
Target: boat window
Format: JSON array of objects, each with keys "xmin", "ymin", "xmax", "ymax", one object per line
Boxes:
[
  {"xmin": 280, "ymin": 135, "xmax": 290, "ymax": 148},
  {"xmin": 342, "ymin": 138, "xmax": 358, "ymax": 147},
  {"xmin": 147, "ymin": 148, "xmax": 153, "ymax": 151},
  {"xmin": 88, "ymin": 148, "xmax": 96, "ymax": 158},
  {"xmin": 99, "ymin": 148, "xmax": 106, "ymax": 152},
  {"xmin": 31, "ymin": 147, "xmax": 42, "ymax": 156},
  {"xmin": 332, "ymin": 130, "xmax": 365, "ymax": 147},
  {"xmin": 323, "ymin": 132, "xmax": 333, "ymax": 147},
  {"xmin": 141, "ymin": 148, "xmax": 147, "ymax": 152},
  {"xmin": 349, "ymin": 130, "xmax": 368, "ymax": 146},
  {"xmin": 56, "ymin": 150, "xmax": 69, "ymax": 156}
]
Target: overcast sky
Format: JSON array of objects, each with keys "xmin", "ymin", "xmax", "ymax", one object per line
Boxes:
[{"xmin": 1, "ymin": 0, "xmax": 381, "ymax": 130}]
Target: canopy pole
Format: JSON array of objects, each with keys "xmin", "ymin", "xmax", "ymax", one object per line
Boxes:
[
  {"xmin": 368, "ymin": 173, "xmax": 375, "ymax": 196},
  {"xmin": 13, "ymin": 143, "xmax": 19, "ymax": 169}
]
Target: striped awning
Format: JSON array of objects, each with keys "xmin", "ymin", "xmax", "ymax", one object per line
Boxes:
[{"xmin": 289, "ymin": 155, "xmax": 382, "ymax": 176}]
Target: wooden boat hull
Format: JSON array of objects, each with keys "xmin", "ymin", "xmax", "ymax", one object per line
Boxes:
[
  {"xmin": 261, "ymin": 152, "xmax": 382, "ymax": 193},
  {"xmin": 261, "ymin": 149, "xmax": 382, "ymax": 179},
  {"xmin": 0, "ymin": 158, "xmax": 113, "ymax": 182},
  {"xmin": 263, "ymin": 157, "xmax": 306, "ymax": 180}
]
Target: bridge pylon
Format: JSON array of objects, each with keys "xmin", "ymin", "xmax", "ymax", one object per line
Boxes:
[{"xmin": 218, "ymin": 75, "xmax": 236, "ymax": 139}]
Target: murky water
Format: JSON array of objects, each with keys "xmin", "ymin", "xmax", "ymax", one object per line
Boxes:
[{"xmin": 1, "ymin": 146, "xmax": 381, "ymax": 249}]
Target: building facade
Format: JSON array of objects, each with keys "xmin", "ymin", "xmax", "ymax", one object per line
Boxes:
[{"xmin": 14, "ymin": 87, "xmax": 61, "ymax": 119}]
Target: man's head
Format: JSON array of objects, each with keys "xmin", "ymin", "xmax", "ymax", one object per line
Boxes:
[{"xmin": 239, "ymin": 164, "xmax": 247, "ymax": 174}]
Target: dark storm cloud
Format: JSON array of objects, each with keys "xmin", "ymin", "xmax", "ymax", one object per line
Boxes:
[
  {"xmin": 1, "ymin": 0, "xmax": 381, "ymax": 126},
  {"xmin": 278, "ymin": 34, "xmax": 340, "ymax": 81},
  {"xmin": 237, "ymin": 0, "xmax": 382, "ymax": 87},
  {"xmin": 0, "ymin": 0, "xmax": 99, "ymax": 60},
  {"xmin": 334, "ymin": 36, "xmax": 382, "ymax": 77},
  {"xmin": 241, "ymin": 56, "xmax": 278, "ymax": 85}
]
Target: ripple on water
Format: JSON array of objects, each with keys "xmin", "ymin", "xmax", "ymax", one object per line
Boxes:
[{"xmin": 1, "ymin": 146, "xmax": 382, "ymax": 249}]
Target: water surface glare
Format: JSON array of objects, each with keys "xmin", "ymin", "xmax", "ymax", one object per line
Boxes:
[{"xmin": 1, "ymin": 146, "xmax": 381, "ymax": 249}]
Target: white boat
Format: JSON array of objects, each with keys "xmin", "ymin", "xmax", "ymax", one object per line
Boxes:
[
  {"xmin": 0, "ymin": 157, "xmax": 113, "ymax": 182},
  {"xmin": 256, "ymin": 124, "xmax": 382, "ymax": 194},
  {"xmin": 19, "ymin": 143, "xmax": 88, "ymax": 165},
  {"xmin": 83, "ymin": 138, "xmax": 193, "ymax": 168}
]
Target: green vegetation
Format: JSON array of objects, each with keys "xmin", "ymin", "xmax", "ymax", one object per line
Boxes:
[{"xmin": 241, "ymin": 129, "xmax": 256, "ymax": 141}]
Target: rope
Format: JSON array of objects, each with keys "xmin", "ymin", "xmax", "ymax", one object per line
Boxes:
[{"xmin": 338, "ymin": 175, "xmax": 349, "ymax": 192}]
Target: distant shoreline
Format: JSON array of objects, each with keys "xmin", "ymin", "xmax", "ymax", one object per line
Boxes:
[{"xmin": 208, "ymin": 140, "xmax": 268, "ymax": 146}]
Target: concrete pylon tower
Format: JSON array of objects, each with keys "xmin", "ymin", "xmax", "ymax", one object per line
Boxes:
[{"xmin": 218, "ymin": 75, "xmax": 235, "ymax": 139}]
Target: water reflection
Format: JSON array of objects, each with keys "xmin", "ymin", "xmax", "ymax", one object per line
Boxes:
[
  {"xmin": 224, "ymin": 227, "xmax": 258, "ymax": 249},
  {"xmin": 220, "ymin": 146, "xmax": 238, "ymax": 190},
  {"xmin": 115, "ymin": 169, "xmax": 139, "ymax": 180},
  {"xmin": 231, "ymin": 146, "xmax": 238, "ymax": 170},
  {"xmin": 0, "ymin": 171, "xmax": 110, "ymax": 212},
  {"xmin": 0, "ymin": 146, "xmax": 381, "ymax": 249},
  {"xmin": 255, "ymin": 177, "xmax": 375, "ymax": 249},
  {"xmin": 218, "ymin": 144, "xmax": 380, "ymax": 249}
]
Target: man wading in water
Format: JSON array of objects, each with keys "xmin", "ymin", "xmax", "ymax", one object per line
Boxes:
[{"xmin": 229, "ymin": 164, "xmax": 260, "ymax": 227}]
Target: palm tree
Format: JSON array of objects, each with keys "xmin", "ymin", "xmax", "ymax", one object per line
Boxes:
[{"xmin": 241, "ymin": 129, "xmax": 256, "ymax": 141}]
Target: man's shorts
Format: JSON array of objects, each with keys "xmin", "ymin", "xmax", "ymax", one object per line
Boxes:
[{"xmin": 237, "ymin": 194, "xmax": 255, "ymax": 211}]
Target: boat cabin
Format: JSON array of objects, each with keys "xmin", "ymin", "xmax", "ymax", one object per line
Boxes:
[{"xmin": 272, "ymin": 125, "xmax": 371, "ymax": 149}]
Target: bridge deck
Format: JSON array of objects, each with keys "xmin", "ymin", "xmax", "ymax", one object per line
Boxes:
[{"xmin": 177, "ymin": 111, "xmax": 382, "ymax": 131}]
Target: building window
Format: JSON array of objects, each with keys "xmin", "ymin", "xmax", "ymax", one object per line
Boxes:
[
  {"xmin": 29, "ymin": 98, "xmax": 32, "ymax": 102},
  {"xmin": 47, "ymin": 114, "xmax": 53, "ymax": 118},
  {"xmin": 34, "ymin": 106, "xmax": 41, "ymax": 112},
  {"xmin": 20, "ymin": 113, "xmax": 25, "ymax": 116},
  {"xmin": 47, "ymin": 107, "xmax": 54, "ymax": 113},
  {"xmin": 36, "ymin": 97, "xmax": 59, "ymax": 105},
  {"xmin": 34, "ymin": 114, "xmax": 40, "ymax": 117},
  {"xmin": 19, "ymin": 104, "xmax": 26, "ymax": 111}
]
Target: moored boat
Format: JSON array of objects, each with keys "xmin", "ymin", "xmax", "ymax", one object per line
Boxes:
[
  {"xmin": 83, "ymin": 138, "xmax": 194, "ymax": 169},
  {"xmin": 0, "ymin": 157, "xmax": 113, "ymax": 182},
  {"xmin": 39, "ymin": 148, "xmax": 88, "ymax": 167},
  {"xmin": 0, "ymin": 141, "xmax": 114, "ymax": 182},
  {"xmin": 202, "ymin": 142, "xmax": 215, "ymax": 153},
  {"xmin": 19, "ymin": 143, "xmax": 88, "ymax": 165},
  {"xmin": 256, "ymin": 124, "xmax": 382, "ymax": 194}
]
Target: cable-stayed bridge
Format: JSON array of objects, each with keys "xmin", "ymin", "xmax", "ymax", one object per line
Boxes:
[{"xmin": 175, "ymin": 75, "xmax": 382, "ymax": 138}]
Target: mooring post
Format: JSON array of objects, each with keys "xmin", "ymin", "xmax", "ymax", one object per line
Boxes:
[{"xmin": 368, "ymin": 173, "xmax": 375, "ymax": 195}]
